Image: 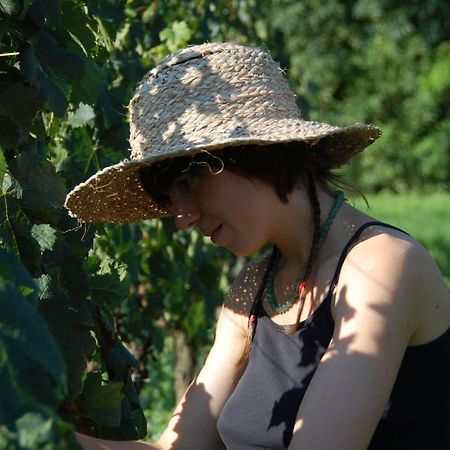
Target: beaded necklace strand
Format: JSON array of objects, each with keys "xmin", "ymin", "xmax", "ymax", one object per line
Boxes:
[{"xmin": 266, "ymin": 190, "xmax": 345, "ymax": 314}]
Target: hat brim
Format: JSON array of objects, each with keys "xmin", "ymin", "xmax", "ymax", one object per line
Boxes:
[{"xmin": 64, "ymin": 120, "xmax": 380, "ymax": 223}]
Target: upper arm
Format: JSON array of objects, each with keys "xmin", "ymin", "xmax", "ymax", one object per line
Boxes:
[
  {"xmin": 156, "ymin": 306, "xmax": 247, "ymax": 450},
  {"xmin": 289, "ymin": 235, "xmax": 420, "ymax": 450},
  {"xmin": 157, "ymin": 256, "xmax": 268, "ymax": 450}
]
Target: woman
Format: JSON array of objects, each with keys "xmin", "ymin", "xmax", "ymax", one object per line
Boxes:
[{"xmin": 67, "ymin": 43, "xmax": 450, "ymax": 449}]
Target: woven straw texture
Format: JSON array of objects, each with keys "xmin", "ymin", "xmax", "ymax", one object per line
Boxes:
[{"xmin": 65, "ymin": 42, "xmax": 381, "ymax": 223}]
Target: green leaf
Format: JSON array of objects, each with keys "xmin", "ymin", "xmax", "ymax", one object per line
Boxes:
[
  {"xmin": 12, "ymin": 408, "xmax": 79, "ymax": 449},
  {"xmin": 0, "ymin": 247, "xmax": 36, "ymax": 298},
  {"xmin": 0, "ymin": 362, "xmax": 25, "ymax": 428},
  {"xmin": 8, "ymin": 218, "xmax": 43, "ymax": 277},
  {"xmin": 103, "ymin": 340, "xmax": 138, "ymax": 380},
  {"xmin": 93, "ymin": 16, "xmax": 113, "ymax": 51},
  {"xmin": 38, "ymin": 238, "xmax": 96, "ymax": 401},
  {"xmin": 159, "ymin": 21, "xmax": 193, "ymax": 52},
  {"xmin": 19, "ymin": 44, "xmax": 70, "ymax": 116},
  {"xmin": 89, "ymin": 255, "xmax": 130, "ymax": 308},
  {"xmin": 34, "ymin": 273, "xmax": 52, "ymax": 300},
  {"xmin": 70, "ymin": 58, "xmax": 104, "ymax": 105},
  {"xmin": 31, "ymin": 224, "xmax": 57, "ymax": 252},
  {"xmin": 8, "ymin": 141, "xmax": 67, "ymax": 219},
  {"xmin": 60, "ymin": 2, "xmax": 96, "ymax": 56},
  {"xmin": 70, "ymin": 103, "xmax": 96, "ymax": 129},
  {"xmin": 35, "ymin": 30, "xmax": 85, "ymax": 82},
  {"xmin": 0, "ymin": 0, "xmax": 23, "ymax": 16},
  {"xmin": 39, "ymin": 288, "xmax": 96, "ymax": 401},
  {"xmin": 0, "ymin": 283, "xmax": 67, "ymax": 416},
  {"xmin": 16, "ymin": 412, "xmax": 53, "ymax": 448},
  {"xmin": 28, "ymin": 0, "xmax": 61, "ymax": 28},
  {"xmin": 37, "ymin": 69, "xmax": 69, "ymax": 116},
  {"xmin": 76, "ymin": 372, "xmax": 123, "ymax": 427},
  {"xmin": 0, "ymin": 76, "xmax": 40, "ymax": 149}
]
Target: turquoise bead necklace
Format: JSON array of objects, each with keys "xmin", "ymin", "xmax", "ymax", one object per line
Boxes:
[{"xmin": 266, "ymin": 190, "xmax": 345, "ymax": 314}]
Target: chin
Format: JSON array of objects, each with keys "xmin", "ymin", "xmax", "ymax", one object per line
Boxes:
[{"xmin": 227, "ymin": 243, "xmax": 263, "ymax": 258}]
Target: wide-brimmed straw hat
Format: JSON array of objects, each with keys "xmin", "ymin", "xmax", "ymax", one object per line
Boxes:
[{"xmin": 65, "ymin": 42, "xmax": 381, "ymax": 223}]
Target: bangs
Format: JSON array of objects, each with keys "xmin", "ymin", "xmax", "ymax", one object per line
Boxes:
[{"xmin": 138, "ymin": 141, "xmax": 341, "ymax": 209}]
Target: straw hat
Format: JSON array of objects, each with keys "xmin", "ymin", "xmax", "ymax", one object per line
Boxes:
[{"xmin": 65, "ymin": 42, "xmax": 381, "ymax": 223}]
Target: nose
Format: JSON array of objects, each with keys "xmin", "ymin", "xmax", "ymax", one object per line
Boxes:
[
  {"xmin": 171, "ymin": 191, "xmax": 201, "ymax": 230},
  {"xmin": 174, "ymin": 209, "xmax": 201, "ymax": 230}
]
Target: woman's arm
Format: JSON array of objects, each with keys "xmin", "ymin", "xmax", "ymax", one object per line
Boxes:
[
  {"xmin": 76, "ymin": 256, "xmax": 265, "ymax": 450},
  {"xmin": 156, "ymin": 255, "xmax": 267, "ymax": 449},
  {"xmin": 289, "ymin": 233, "xmax": 426, "ymax": 450},
  {"xmin": 75, "ymin": 433, "xmax": 162, "ymax": 449},
  {"xmin": 75, "ymin": 305, "xmax": 247, "ymax": 450},
  {"xmin": 156, "ymin": 304, "xmax": 248, "ymax": 449}
]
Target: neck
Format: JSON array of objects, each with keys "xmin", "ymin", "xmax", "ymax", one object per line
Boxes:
[{"xmin": 269, "ymin": 184, "xmax": 343, "ymax": 271}]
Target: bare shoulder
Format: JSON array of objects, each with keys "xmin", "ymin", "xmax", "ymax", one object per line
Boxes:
[
  {"xmin": 223, "ymin": 251, "xmax": 271, "ymax": 319},
  {"xmin": 209, "ymin": 252, "xmax": 271, "ymax": 368},
  {"xmin": 336, "ymin": 224, "xmax": 450, "ymax": 345}
]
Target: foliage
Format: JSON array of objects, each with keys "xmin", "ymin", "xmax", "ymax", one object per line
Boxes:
[
  {"xmin": 0, "ymin": 0, "xmax": 448, "ymax": 447},
  {"xmin": 264, "ymin": 0, "xmax": 450, "ymax": 191},
  {"xmin": 0, "ymin": 0, "xmax": 144, "ymax": 446}
]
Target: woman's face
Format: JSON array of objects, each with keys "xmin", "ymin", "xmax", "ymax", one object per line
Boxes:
[{"xmin": 169, "ymin": 169, "xmax": 277, "ymax": 256}]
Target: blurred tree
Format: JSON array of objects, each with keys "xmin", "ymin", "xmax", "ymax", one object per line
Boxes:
[{"xmin": 265, "ymin": 0, "xmax": 450, "ymax": 191}]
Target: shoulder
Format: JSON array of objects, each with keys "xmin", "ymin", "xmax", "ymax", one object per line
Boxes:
[
  {"xmin": 334, "ymin": 224, "xmax": 449, "ymax": 345},
  {"xmin": 212, "ymin": 251, "xmax": 271, "ymax": 360},
  {"xmin": 340, "ymin": 225, "xmax": 439, "ymax": 300},
  {"xmin": 223, "ymin": 251, "xmax": 271, "ymax": 318},
  {"xmin": 342, "ymin": 226, "xmax": 420, "ymax": 287}
]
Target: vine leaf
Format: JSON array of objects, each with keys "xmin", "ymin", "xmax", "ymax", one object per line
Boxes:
[
  {"xmin": 0, "ymin": 286, "xmax": 67, "ymax": 406},
  {"xmin": 0, "ymin": 253, "xmax": 67, "ymax": 426},
  {"xmin": 0, "ymin": 76, "xmax": 40, "ymax": 149},
  {"xmin": 0, "ymin": 0, "xmax": 23, "ymax": 16},
  {"xmin": 60, "ymin": 1, "xmax": 96, "ymax": 56},
  {"xmin": 0, "ymin": 246, "xmax": 36, "ymax": 300},
  {"xmin": 12, "ymin": 409, "xmax": 80, "ymax": 449},
  {"xmin": 35, "ymin": 30, "xmax": 85, "ymax": 82},
  {"xmin": 76, "ymin": 372, "xmax": 123, "ymax": 427},
  {"xmin": 70, "ymin": 58, "xmax": 104, "ymax": 105},
  {"xmin": 39, "ymin": 284, "xmax": 97, "ymax": 402},
  {"xmin": 31, "ymin": 223, "xmax": 57, "ymax": 252},
  {"xmin": 15, "ymin": 412, "xmax": 54, "ymax": 447},
  {"xmin": 88, "ymin": 255, "xmax": 130, "ymax": 308},
  {"xmin": 28, "ymin": 0, "xmax": 61, "ymax": 28},
  {"xmin": 39, "ymin": 236, "xmax": 96, "ymax": 401},
  {"xmin": 103, "ymin": 340, "xmax": 138, "ymax": 379},
  {"xmin": 70, "ymin": 103, "xmax": 96, "ymax": 129},
  {"xmin": 8, "ymin": 141, "xmax": 67, "ymax": 221}
]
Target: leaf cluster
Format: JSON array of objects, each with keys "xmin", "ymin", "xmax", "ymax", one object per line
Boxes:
[
  {"xmin": 0, "ymin": 0, "xmax": 148, "ymax": 445},
  {"xmin": 265, "ymin": 0, "xmax": 450, "ymax": 191}
]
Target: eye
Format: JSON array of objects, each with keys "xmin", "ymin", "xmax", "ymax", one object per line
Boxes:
[{"xmin": 171, "ymin": 173, "xmax": 194, "ymax": 193}]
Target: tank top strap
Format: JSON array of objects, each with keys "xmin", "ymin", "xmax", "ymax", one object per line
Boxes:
[{"xmin": 326, "ymin": 221, "xmax": 408, "ymax": 297}]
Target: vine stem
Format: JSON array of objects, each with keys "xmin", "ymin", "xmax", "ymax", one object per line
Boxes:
[{"xmin": 2, "ymin": 194, "xmax": 20, "ymax": 258}]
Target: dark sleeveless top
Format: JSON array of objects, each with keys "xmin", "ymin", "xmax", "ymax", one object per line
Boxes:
[{"xmin": 217, "ymin": 222, "xmax": 450, "ymax": 449}]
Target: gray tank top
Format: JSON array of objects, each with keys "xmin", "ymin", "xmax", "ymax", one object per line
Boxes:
[{"xmin": 217, "ymin": 222, "xmax": 450, "ymax": 449}]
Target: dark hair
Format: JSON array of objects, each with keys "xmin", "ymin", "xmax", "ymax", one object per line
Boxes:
[{"xmin": 137, "ymin": 141, "xmax": 342, "ymax": 207}]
